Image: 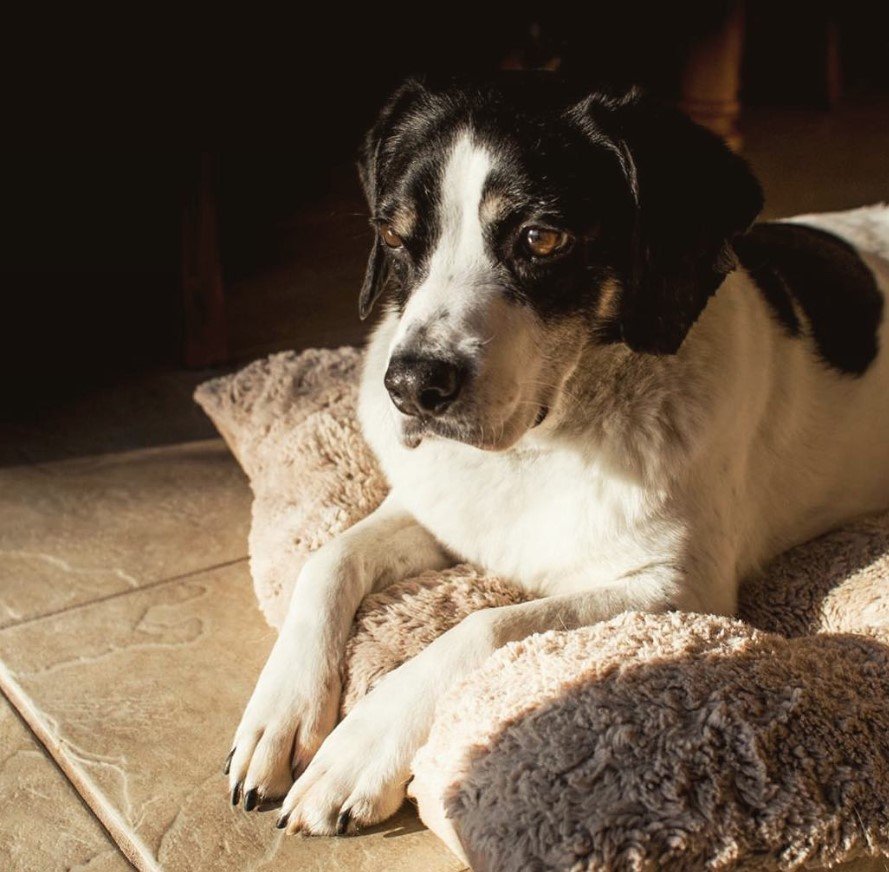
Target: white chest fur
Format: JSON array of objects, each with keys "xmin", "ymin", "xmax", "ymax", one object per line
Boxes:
[
  {"xmin": 359, "ymin": 205, "xmax": 889, "ymax": 604},
  {"xmin": 358, "ymin": 314, "xmax": 670, "ymax": 596}
]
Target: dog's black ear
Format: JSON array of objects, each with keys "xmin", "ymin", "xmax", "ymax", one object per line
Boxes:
[
  {"xmin": 356, "ymin": 78, "xmax": 428, "ymax": 320},
  {"xmin": 574, "ymin": 90, "xmax": 763, "ymax": 354},
  {"xmin": 358, "ymin": 241, "xmax": 385, "ymax": 321}
]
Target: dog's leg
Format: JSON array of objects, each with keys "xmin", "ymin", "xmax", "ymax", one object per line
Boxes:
[
  {"xmin": 227, "ymin": 495, "xmax": 451, "ymax": 809},
  {"xmin": 278, "ymin": 574, "xmax": 721, "ymax": 834}
]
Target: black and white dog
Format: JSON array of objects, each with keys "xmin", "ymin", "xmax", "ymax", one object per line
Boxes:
[{"xmin": 228, "ymin": 74, "xmax": 889, "ymax": 834}]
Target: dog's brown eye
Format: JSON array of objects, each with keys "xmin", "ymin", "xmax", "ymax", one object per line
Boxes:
[
  {"xmin": 523, "ymin": 227, "xmax": 571, "ymax": 257},
  {"xmin": 379, "ymin": 223, "xmax": 404, "ymax": 249}
]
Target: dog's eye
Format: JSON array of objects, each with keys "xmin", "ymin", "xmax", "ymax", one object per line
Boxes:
[
  {"xmin": 379, "ymin": 223, "xmax": 404, "ymax": 249},
  {"xmin": 523, "ymin": 227, "xmax": 571, "ymax": 258}
]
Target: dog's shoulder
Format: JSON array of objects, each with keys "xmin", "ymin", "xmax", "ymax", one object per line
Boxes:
[{"xmin": 734, "ymin": 220, "xmax": 884, "ymax": 375}]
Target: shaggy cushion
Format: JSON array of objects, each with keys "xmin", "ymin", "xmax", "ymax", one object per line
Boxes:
[{"xmin": 195, "ymin": 348, "xmax": 889, "ymax": 871}]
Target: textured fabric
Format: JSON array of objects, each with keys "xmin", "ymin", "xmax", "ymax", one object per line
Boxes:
[
  {"xmin": 196, "ymin": 347, "xmax": 889, "ymax": 871},
  {"xmin": 412, "ymin": 616, "xmax": 889, "ymax": 871},
  {"xmin": 196, "ymin": 348, "xmax": 388, "ymax": 629}
]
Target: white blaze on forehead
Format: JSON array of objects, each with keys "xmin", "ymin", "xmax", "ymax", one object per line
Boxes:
[
  {"xmin": 434, "ymin": 133, "xmax": 492, "ymax": 273},
  {"xmin": 393, "ymin": 133, "xmax": 494, "ymax": 348}
]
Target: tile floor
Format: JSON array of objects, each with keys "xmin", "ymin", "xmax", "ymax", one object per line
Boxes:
[
  {"xmin": 0, "ymin": 440, "xmax": 466, "ymax": 870},
  {"xmin": 2, "ymin": 99, "xmax": 888, "ymax": 871},
  {"xmin": 0, "ymin": 698, "xmax": 125, "ymax": 870}
]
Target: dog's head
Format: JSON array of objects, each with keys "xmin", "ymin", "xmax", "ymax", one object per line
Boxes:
[{"xmin": 358, "ymin": 73, "xmax": 762, "ymax": 450}]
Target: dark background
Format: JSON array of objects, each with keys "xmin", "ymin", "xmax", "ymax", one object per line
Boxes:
[{"xmin": 2, "ymin": 1, "xmax": 888, "ymax": 429}]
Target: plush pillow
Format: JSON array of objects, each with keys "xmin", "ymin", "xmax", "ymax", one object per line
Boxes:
[{"xmin": 196, "ymin": 347, "xmax": 889, "ymax": 871}]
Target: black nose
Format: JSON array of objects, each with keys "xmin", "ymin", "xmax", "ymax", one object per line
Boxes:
[{"xmin": 384, "ymin": 356, "xmax": 466, "ymax": 417}]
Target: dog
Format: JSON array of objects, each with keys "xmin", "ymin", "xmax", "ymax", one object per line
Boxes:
[{"xmin": 225, "ymin": 73, "xmax": 889, "ymax": 835}]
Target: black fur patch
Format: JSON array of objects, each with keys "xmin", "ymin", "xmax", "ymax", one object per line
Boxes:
[
  {"xmin": 735, "ymin": 222, "xmax": 883, "ymax": 375},
  {"xmin": 357, "ymin": 74, "xmax": 765, "ymax": 354}
]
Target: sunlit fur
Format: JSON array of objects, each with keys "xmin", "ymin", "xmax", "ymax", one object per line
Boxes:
[
  {"xmin": 385, "ymin": 134, "xmax": 588, "ymax": 451},
  {"xmin": 363, "ymin": 206, "xmax": 889, "ymax": 607},
  {"xmin": 228, "ymin": 93, "xmax": 889, "ymax": 834}
]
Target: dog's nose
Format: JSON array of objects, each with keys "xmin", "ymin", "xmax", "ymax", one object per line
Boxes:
[{"xmin": 384, "ymin": 356, "xmax": 466, "ymax": 417}]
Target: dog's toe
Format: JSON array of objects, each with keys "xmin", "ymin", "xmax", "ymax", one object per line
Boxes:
[
  {"xmin": 239, "ymin": 724, "xmax": 299, "ymax": 807},
  {"xmin": 228, "ymin": 730, "xmax": 262, "ymax": 802},
  {"xmin": 225, "ymin": 656, "xmax": 341, "ymax": 807},
  {"xmin": 277, "ymin": 740, "xmax": 407, "ymax": 836}
]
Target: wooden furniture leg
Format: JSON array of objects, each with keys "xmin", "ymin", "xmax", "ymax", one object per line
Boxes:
[{"xmin": 679, "ymin": 1, "xmax": 746, "ymax": 150}]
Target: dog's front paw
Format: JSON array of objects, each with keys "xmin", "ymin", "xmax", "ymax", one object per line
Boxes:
[
  {"xmin": 226, "ymin": 634, "xmax": 341, "ymax": 810},
  {"xmin": 276, "ymin": 678, "xmax": 423, "ymax": 835}
]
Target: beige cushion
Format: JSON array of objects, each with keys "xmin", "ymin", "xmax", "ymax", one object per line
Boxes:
[{"xmin": 196, "ymin": 347, "xmax": 889, "ymax": 871}]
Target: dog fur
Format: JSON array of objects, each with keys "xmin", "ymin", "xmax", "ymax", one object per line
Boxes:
[{"xmin": 226, "ymin": 74, "xmax": 889, "ymax": 836}]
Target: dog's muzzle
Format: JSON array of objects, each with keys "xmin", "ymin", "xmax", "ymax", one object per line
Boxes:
[{"xmin": 384, "ymin": 355, "xmax": 467, "ymax": 418}]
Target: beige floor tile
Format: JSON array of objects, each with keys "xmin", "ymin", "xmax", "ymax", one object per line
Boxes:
[
  {"xmin": 0, "ymin": 440, "xmax": 251, "ymax": 628},
  {"xmin": 0, "ymin": 562, "xmax": 465, "ymax": 872},
  {"xmin": 0, "ymin": 695, "xmax": 130, "ymax": 871}
]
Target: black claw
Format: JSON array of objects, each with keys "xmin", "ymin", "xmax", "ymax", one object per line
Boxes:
[
  {"xmin": 231, "ymin": 781, "xmax": 242, "ymax": 806},
  {"xmin": 243, "ymin": 788, "xmax": 258, "ymax": 812},
  {"xmin": 336, "ymin": 808, "xmax": 352, "ymax": 836},
  {"xmin": 223, "ymin": 749, "xmax": 234, "ymax": 776},
  {"xmin": 276, "ymin": 813, "xmax": 290, "ymax": 830}
]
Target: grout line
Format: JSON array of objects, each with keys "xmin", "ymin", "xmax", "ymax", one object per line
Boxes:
[
  {"xmin": 0, "ymin": 662, "xmax": 159, "ymax": 872},
  {"xmin": 0, "ymin": 555, "xmax": 249, "ymax": 631},
  {"xmin": 0, "ymin": 688, "xmax": 137, "ymax": 870}
]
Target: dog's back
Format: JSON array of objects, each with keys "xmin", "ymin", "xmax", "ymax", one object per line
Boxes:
[
  {"xmin": 787, "ymin": 203, "xmax": 889, "ymax": 261},
  {"xmin": 726, "ymin": 205, "xmax": 889, "ymax": 567}
]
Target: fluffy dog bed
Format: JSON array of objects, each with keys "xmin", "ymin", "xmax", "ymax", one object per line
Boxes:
[{"xmin": 195, "ymin": 347, "xmax": 889, "ymax": 871}]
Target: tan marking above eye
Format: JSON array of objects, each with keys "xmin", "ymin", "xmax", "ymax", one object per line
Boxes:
[
  {"xmin": 523, "ymin": 226, "xmax": 571, "ymax": 257},
  {"xmin": 379, "ymin": 222, "xmax": 404, "ymax": 249},
  {"xmin": 479, "ymin": 191, "xmax": 509, "ymax": 224}
]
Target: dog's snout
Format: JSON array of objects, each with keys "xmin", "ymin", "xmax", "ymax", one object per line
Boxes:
[{"xmin": 384, "ymin": 356, "xmax": 466, "ymax": 417}]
